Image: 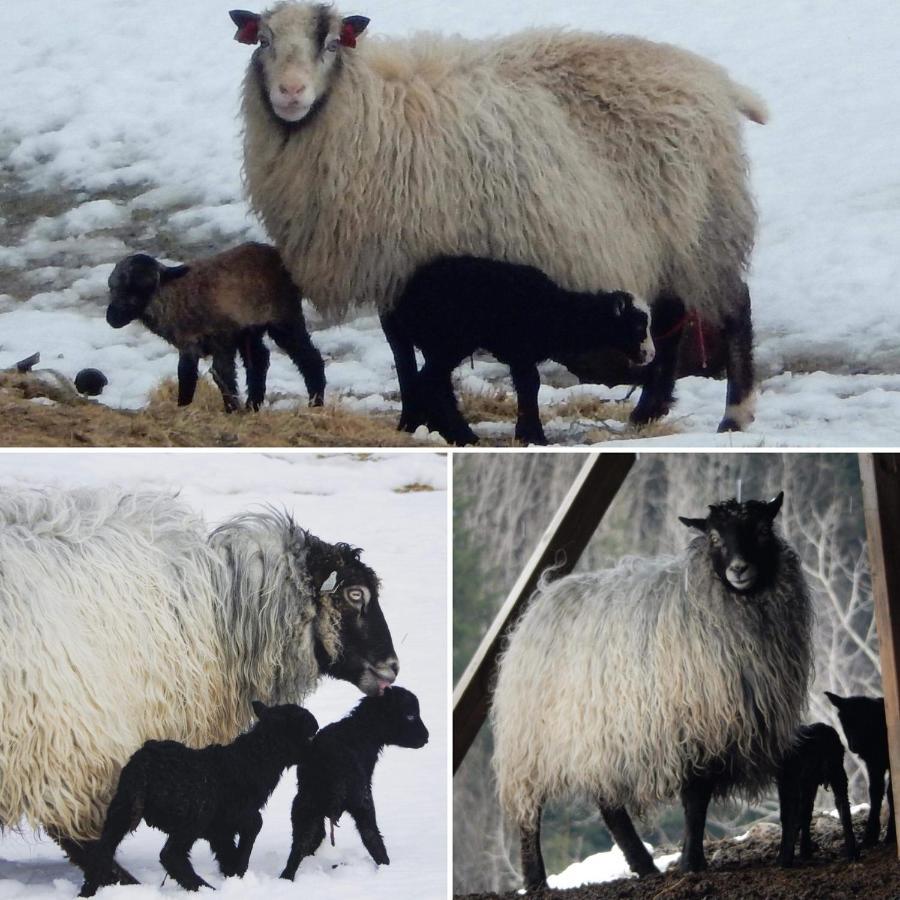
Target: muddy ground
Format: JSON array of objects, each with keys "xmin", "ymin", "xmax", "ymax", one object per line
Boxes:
[{"xmin": 459, "ymin": 814, "xmax": 900, "ymax": 899}]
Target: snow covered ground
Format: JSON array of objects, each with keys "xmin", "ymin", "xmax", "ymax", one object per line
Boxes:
[
  {"xmin": 2, "ymin": 0, "xmax": 899, "ymax": 446},
  {"xmin": 0, "ymin": 452, "xmax": 448, "ymax": 899}
]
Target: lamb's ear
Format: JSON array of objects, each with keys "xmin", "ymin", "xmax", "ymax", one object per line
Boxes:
[
  {"xmin": 230, "ymin": 10, "xmax": 261, "ymax": 44},
  {"xmin": 340, "ymin": 15, "xmax": 370, "ymax": 47},
  {"xmin": 159, "ymin": 264, "xmax": 190, "ymax": 285},
  {"xmin": 251, "ymin": 699, "xmax": 267, "ymax": 718},
  {"xmin": 765, "ymin": 491, "xmax": 785, "ymax": 521},
  {"xmin": 613, "ymin": 294, "xmax": 627, "ymax": 317},
  {"xmin": 824, "ymin": 691, "xmax": 844, "ymax": 709},
  {"xmin": 678, "ymin": 516, "xmax": 708, "ymax": 532}
]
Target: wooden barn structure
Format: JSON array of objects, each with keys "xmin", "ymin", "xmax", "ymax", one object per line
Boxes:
[{"xmin": 453, "ymin": 451, "xmax": 900, "ymax": 854}]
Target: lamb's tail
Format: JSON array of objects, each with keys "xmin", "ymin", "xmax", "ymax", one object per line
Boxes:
[{"xmin": 731, "ymin": 81, "xmax": 769, "ymax": 125}]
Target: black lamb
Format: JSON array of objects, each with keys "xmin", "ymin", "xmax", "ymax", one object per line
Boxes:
[
  {"xmin": 81, "ymin": 701, "xmax": 319, "ymax": 896},
  {"xmin": 776, "ymin": 723, "xmax": 858, "ymax": 866},
  {"xmin": 280, "ymin": 686, "xmax": 429, "ymax": 879},
  {"xmin": 388, "ymin": 255, "xmax": 655, "ymax": 446},
  {"xmin": 826, "ymin": 690, "xmax": 896, "ymax": 846}
]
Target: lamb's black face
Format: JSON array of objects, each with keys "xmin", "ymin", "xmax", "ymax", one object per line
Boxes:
[
  {"xmin": 679, "ymin": 492, "xmax": 784, "ymax": 595},
  {"xmin": 382, "ymin": 686, "xmax": 429, "ymax": 749},
  {"xmin": 106, "ymin": 254, "xmax": 160, "ymax": 328},
  {"xmin": 313, "ymin": 544, "xmax": 399, "ymax": 697},
  {"xmin": 251, "ymin": 700, "xmax": 319, "ymax": 752},
  {"xmin": 825, "ymin": 692, "xmax": 886, "ymax": 757}
]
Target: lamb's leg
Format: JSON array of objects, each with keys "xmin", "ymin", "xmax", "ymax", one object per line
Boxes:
[
  {"xmin": 231, "ymin": 811, "xmax": 263, "ymax": 877},
  {"xmin": 886, "ymin": 773, "xmax": 896, "ymax": 845},
  {"xmin": 509, "ymin": 362, "xmax": 547, "ymax": 446},
  {"xmin": 380, "ymin": 311, "xmax": 422, "ymax": 430},
  {"xmin": 159, "ymin": 834, "xmax": 211, "ymax": 892},
  {"xmin": 679, "ymin": 775, "xmax": 715, "ymax": 872},
  {"xmin": 211, "ymin": 349, "xmax": 241, "ymax": 413},
  {"xmin": 239, "ymin": 329, "xmax": 270, "ymax": 411},
  {"xmin": 717, "ymin": 280, "xmax": 755, "ymax": 433},
  {"xmin": 207, "ymin": 827, "xmax": 240, "ymax": 878},
  {"xmin": 177, "ymin": 351, "xmax": 200, "ymax": 407},
  {"xmin": 280, "ymin": 800, "xmax": 325, "ymax": 881},
  {"xmin": 419, "ymin": 359, "xmax": 478, "ymax": 446},
  {"xmin": 268, "ymin": 319, "xmax": 326, "ymax": 407},
  {"xmin": 598, "ymin": 804, "xmax": 658, "ymax": 877},
  {"xmin": 776, "ymin": 774, "xmax": 801, "ymax": 866},
  {"xmin": 519, "ymin": 806, "xmax": 547, "ymax": 891},
  {"xmin": 797, "ymin": 781, "xmax": 818, "ymax": 859},
  {"xmin": 54, "ymin": 833, "xmax": 139, "ymax": 898},
  {"xmin": 630, "ymin": 293, "xmax": 685, "ymax": 426},
  {"xmin": 832, "ymin": 765, "xmax": 860, "ymax": 860},
  {"xmin": 349, "ymin": 802, "xmax": 390, "ymax": 865},
  {"xmin": 864, "ymin": 764, "xmax": 886, "ymax": 846}
]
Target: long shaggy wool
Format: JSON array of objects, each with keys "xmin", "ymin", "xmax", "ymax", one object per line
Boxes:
[
  {"xmin": 242, "ymin": 18, "xmax": 766, "ymax": 325},
  {"xmin": 0, "ymin": 490, "xmax": 339, "ymax": 840},
  {"xmin": 491, "ymin": 536, "xmax": 813, "ymax": 827}
]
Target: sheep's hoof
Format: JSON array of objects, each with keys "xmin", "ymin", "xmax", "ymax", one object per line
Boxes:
[
  {"xmin": 629, "ymin": 400, "xmax": 671, "ymax": 426},
  {"xmin": 716, "ymin": 417, "xmax": 743, "ymax": 433}
]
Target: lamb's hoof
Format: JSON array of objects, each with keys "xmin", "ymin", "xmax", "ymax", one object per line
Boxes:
[
  {"xmin": 515, "ymin": 431, "xmax": 548, "ymax": 447},
  {"xmin": 308, "ymin": 395, "xmax": 324, "ymax": 408},
  {"xmin": 776, "ymin": 856, "xmax": 793, "ymax": 869},
  {"xmin": 630, "ymin": 401, "xmax": 671, "ymax": 427},
  {"xmin": 78, "ymin": 882, "xmax": 98, "ymax": 898},
  {"xmin": 716, "ymin": 417, "xmax": 743, "ymax": 433},
  {"xmin": 678, "ymin": 856, "xmax": 707, "ymax": 873},
  {"xmin": 278, "ymin": 870, "xmax": 295, "ymax": 881}
]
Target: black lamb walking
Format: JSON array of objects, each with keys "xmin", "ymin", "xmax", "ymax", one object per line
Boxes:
[
  {"xmin": 280, "ymin": 686, "xmax": 429, "ymax": 879},
  {"xmin": 81, "ymin": 701, "xmax": 318, "ymax": 896},
  {"xmin": 776, "ymin": 723, "xmax": 858, "ymax": 866}
]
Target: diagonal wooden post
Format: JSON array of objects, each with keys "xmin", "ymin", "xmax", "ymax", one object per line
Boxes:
[
  {"xmin": 859, "ymin": 452, "xmax": 900, "ymax": 856},
  {"xmin": 453, "ymin": 452, "xmax": 636, "ymax": 773}
]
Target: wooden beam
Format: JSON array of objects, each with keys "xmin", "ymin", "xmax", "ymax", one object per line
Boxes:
[
  {"xmin": 859, "ymin": 452, "xmax": 900, "ymax": 856},
  {"xmin": 453, "ymin": 452, "xmax": 636, "ymax": 773}
]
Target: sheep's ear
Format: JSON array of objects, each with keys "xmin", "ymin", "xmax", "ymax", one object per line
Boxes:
[
  {"xmin": 340, "ymin": 15, "xmax": 370, "ymax": 48},
  {"xmin": 764, "ymin": 491, "xmax": 784, "ymax": 521},
  {"xmin": 613, "ymin": 294, "xmax": 627, "ymax": 317},
  {"xmin": 159, "ymin": 264, "xmax": 190, "ymax": 285},
  {"xmin": 678, "ymin": 516, "xmax": 708, "ymax": 532},
  {"xmin": 251, "ymin": 699, "xmax": 267, "ymax": 718},
  {"xmin": 230, "ymin": 10, "xmax": 262, "ymax": 44},
  {"xmin": 824, "ymin": 691, "xmax": 844, "ymax": 709}
]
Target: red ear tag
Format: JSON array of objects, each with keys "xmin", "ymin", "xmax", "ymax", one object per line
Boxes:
[
  {"xmin": 236, "ymin": 20, "xmax": 260, "ymax": 44},
  {"xmin": 339, "ymin": 23, "xmax": 357, "ymax": 48}
]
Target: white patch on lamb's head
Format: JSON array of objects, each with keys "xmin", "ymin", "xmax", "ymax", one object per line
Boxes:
[
  {"xmin": 632, "ymin": 295, "xmax": 655, "ymax": 365},
  {"xmin": 249, "ymin": 4, "xmax": 367, "ymax": 123}
]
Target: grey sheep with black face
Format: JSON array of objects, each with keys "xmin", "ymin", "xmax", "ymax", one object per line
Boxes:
[{"xmin": 492, "ymin": 491, "xmax": 813, "ymax": 888}]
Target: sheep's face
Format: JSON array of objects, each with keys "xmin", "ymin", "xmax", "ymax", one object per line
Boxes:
[
  {"xmin": 251, "ymin": 700, "xmax": 319, "ymax": 758},
  {"xmin": 679, "ymin": 492, "xmax": 784, "ymax": 595},
  {"xmin": 312, "ymin": 543, "xmax": 399, "ymax": 697},
  {"xmin": 381, "ymin": 686, "xmax": 429, "ymax": 749},
  {"xmin": 231, "ymin": 5, "xmax": 369, "ymax": 124},
  {"xmin": 106, "ymin": 255, "xmax": 161, "ymax": 328}
]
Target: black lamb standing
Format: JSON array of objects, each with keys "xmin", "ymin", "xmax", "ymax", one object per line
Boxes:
[
  {"xmin": 776, "ymin": 723, "xmax": 858, "ymax": 866},
  {"xmin": 81, "ymin": 701, "xmax": 318, "ymax": 896},
  {"xmin": 826, "ymin": 691, "xmax": 896, "ymax": 846},
  {"xmin": 280, "ymin": 686, "xmax": 429, "ymax": 879}
]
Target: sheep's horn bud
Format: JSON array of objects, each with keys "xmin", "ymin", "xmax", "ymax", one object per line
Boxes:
[{"xmin": 321, "ymin": 571, "xmax": 338, "ymax": 593}]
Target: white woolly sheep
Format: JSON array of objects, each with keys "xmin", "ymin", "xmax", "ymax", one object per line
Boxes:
[
  {"xmin": 106, "ymin": 242, "xmax": 325, "ymax": 412},
  {"xmin": 231, "ymin": 3, "xmax": 767, "ymax": 433},
  {"xmin": 491, "ymin": 492, "xmax": 813, "ymax": 887},
  {"xmin": 0, "ymin": 488, "xmax": 398, "ymax": 884}
]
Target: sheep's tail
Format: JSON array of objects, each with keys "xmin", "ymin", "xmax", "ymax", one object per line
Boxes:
[{"xmin": 731, "ymin": 81, "xmax": 769, "ymax": 125}]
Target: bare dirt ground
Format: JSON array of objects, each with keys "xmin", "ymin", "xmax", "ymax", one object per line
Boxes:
[{"xmin": 458, "ymin": 814, "xmax": 900, "ymax": 899}]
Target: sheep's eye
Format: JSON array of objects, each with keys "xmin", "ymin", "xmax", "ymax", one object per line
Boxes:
[
  {"xmin": 344, "ymin": 585, "xmax": 370, "ymax": 607},
  {"xmin": 709, "ymin": 530, "xmax": 722, "ymax": 547},
  {"xmin": 259, "ymin": 35, "xmax": 270, "ymax": 48},
  {"xmin": 325, "ymin": 37, "xmax": 340, "ymax": 52},
  {"xmin": 406, "ymin": 714, "xmax": 416, "ymax": 721}
]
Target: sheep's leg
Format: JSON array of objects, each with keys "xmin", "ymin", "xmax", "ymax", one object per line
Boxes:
[
  {"xmin": 832, "ymin": 766, "xmax": 859, "ymax": 860},
  {"xmin": 349, "ymin": 802, "xmax": 390, "ymax": 865},
  {"xmin": 380, "ymin": 311, "xmax": 423, "ymax": 431},
  {"xmin": 239, "ymin": 329, "xmax": 270, "ymax": 411},
  {"xmin": 776, "ymin": 775, "xmax": 801, "ymax": 867},
  {"xmin": 519, "ymin": 806, "xmax": 546, "ymax": 890},
  {"xmin": 509, "ymin": 362, "xmax": 547, "ymax": 446},
  {"xmin": 598, "ymin": 804, "xmax": 658, "ymax": 877},
  {"xmin": 679, "ymin": 775, "xmax": 714, "ymax": 872},
  {"xmin": 269, "ymin": 320, "xmax": 326, "ymax": 407},
  {"xmin": 797, "ymin": 781, "xmax": 818, "ymax": 859},
  {"xmin": 159, "ymin": 833, "xmax": 211, "ymax": 892},
  {"xmin": 280, "ymin": 806, "xmax": 325, "ymax": 880},
  {"xmin": 419, "ymin": 360, "xmax": 478, "ymax": 446},
  {"xmin": 717, "ymin": 280, "xmax": 755, "ymax": 433},
  {"xmin": 231, "ymin": 811, "xmax": 263, "ymax": 877},
  {"xmin": 177, "ymin": 351, "xmax": 200, "ymax": 406},
  {"xmin": 630, "ymin": 293, "xmax": 684, "ymax": 426},
  {"xmin": 886, "ymin": 773, "xmax": 896, "ymax": 845},
  {"xmin": 864, "ymin": 764, "xmax": 886, "ymax": 846},
  {"xmin": 51, "ymin": 832, "xmax": 139, "ymax": 897},
  {"xmin": 211, "ymin": 349, "xmax": 241, "ymax": 413}
]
